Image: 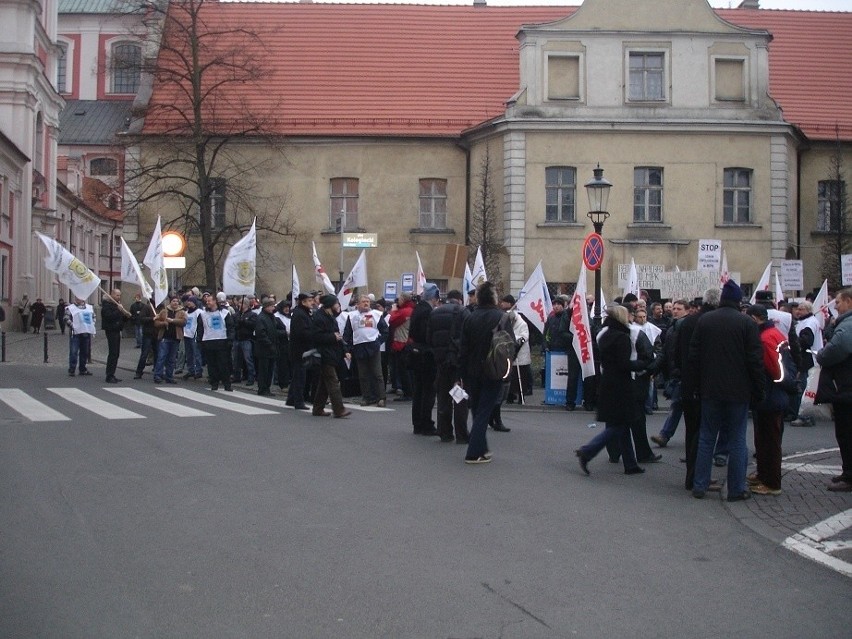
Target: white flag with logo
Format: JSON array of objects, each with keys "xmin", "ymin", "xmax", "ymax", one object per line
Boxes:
[
  {"xmin": 222, "ymin": 218, "xmax": 256, "ymax": 295},
  {"xmin": 119, "ymin": 237, "xmax": 153, "ymax": 300},
  {"xmin": 463, "ymin": 262, "xmax": 474, "ymax": 297},
  {"xmin": 749, "ymin": 262, "xmax": 772, "ymax": 304},
  {"xmin": 312, "ymin": 241, "xmax": 336, "ymax": 294},
  {"xmin": 36, "ymin": 232, "xmax": 100, "ymax": 300},
  {"xmin": 570, "ymin": 263, "xmax": 596, "ymax": 379},
  {"xmin": 515, "ymin": 261, "xmax": 553, "ymax": 336},
  {"xmin": 142, "ymin": 216, "xmax": 169, "ymax": 307},
  {"xmin": 415, "ymin": 251, "xmax": 426, "ymax": 295},
  {"xmin": 337, "ymin": 250, "xmax": 368, "ymax": 308},
  {"xmin": 292, "ymin": 264, "xmax": 300, "ymax": 301},
  {"xmin": 471, "ymin": 246, "xmax": 487, "ymax": 286}
]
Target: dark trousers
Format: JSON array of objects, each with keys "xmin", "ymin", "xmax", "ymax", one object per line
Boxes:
[
  {"xmin": 565, "ymin": 349, "xmax": 582, "ymax": 408},
  {"xmin": 203, "ymin": 343, "xmax": 232, "ymax": 389},
  {"xmin": 579, "ymin": 422, "xmax": 639, "ymax": 472},
  {"xmin": 832, "ymin": 402, "xmax": 852, "ymax": 480},
  {"xmin": 466, "ymin": 376, "xmax": 502, "ymax": 458},
  {"xmin": 135, "ymin": 335, "xmax": 156, "ymax": 375},
  {"xmin": 287, "ymin": 360, "xmax": 307, "ymax": 406},
  {"xmin": 105, "ymin": 329, "xmax": 121, "ymax": 379},
  {"xmin": 275, "ymin": 350, "xmax": 291, "ymax": 389},
  {"xmin": 606, "ymin": 378, "xmax": 654, "ymax": 462},
  {"xmin": 753, "ymin": 410, "xmax": 784, "ymax": 489},
  {"xmin": 356, "ymin": 351, "xmax": 385, "ymax": 404},
  {"xmin": 683, "ymin": 398, "xmax": 701, "ymax": 490},
  {"xmin": 435, "ymin": 363, "xmax": 468, "ymax": 441},
  {"xmin": 313, "ymin": 363, "xmax": 345, "ymax": 415},
  {"xmin": 256, "ymin": 357, "xmax": 275, "ymax": 395},
  {"xmin": 411, "ymin": 354, "xmax": 437, "ymax": 433}
]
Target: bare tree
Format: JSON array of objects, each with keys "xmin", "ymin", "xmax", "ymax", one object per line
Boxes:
[
  {"xmin": 819, "ymin": 128, "xmax": 849, "ymax": 290},
  {"xmin": 469, "ymin": 143, "xmax": 503, "ymax": 290},
  {"xmin": 124, "ymin": 0, "xmax": 304, "ymax": 289}
]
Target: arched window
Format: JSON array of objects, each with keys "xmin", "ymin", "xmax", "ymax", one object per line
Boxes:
[
  {"xmin": 110, "ymin": 41, "xmax": 141, "ymax": 94},
  {"xmin": 90, "ymin": 157, "xmax": 118, "ymax": 177}
]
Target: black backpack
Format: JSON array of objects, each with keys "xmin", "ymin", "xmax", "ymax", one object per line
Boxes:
[{"xmin": 483, "ymin": 314, "xmax": 517, "ymax": 381}]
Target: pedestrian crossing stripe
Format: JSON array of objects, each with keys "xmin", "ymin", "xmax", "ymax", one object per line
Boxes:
[
  {"xmin": 156, "ymin": 387, "xmax": 278, "ymax": 415},
  {"xmin": 0, "ymin": 388, "xmax": 70, "ymax": 422},
  {"xmin": 48, "ymin": 387, "xmax": 144, "ymax": 420},
  {"xmin": 104, "ymin": 387, "xmax": 214, "ymax": 418}
]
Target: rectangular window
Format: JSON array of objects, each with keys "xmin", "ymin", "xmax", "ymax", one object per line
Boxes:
[
  {"xmin": 419, "ymin": 179, "xmax": 447, "ymax": 229},
  {"xmin": 99, "ymin": 234, "xmax": 108, "ymax": 256},
  {"xmin": 545, "ymin": 167, "xmax": 576, "ymax": 222},
  {"xmin": 330, "ymin": 178, "xmax": 359, "ymax": 231},
  {"xmin": 209, "ymin": 178, "xmax": 227, "ymax": 229},
  {"xmin": 714, "ymin": 58, "xmax": 745, "ymax": 101},
  {"xmin": 90, "ymin": 157, "xmax": 118, "ymax": 177},
  {"xmin": 111, "ymin": 42, "xmax": 141, "ymax": 94},
  {"xmin": 0, "ymin": 176, "xmax": 7, "ymax": 236},
  {"xmin": 723, "ymin": 168, "xmax": 752, "ymax": 223},
  {"xmin": 818, "ymin": 180, "xmax": 846, "ymax": 232},
  {"xmin": 0, "ymin": 254, "xmax": 7, "ymax": 301},
  {"xmin": 547, "ymin": 56, "xmax": 580, "ymax": 100},
  {"xmin": 57, "ymin": 43, "xmax": 68, "ymax": 93},
  {"xmin": 629, "ymin": 52, "xmax": 665, "ymax": 101},
  {"xmin": 633, "ymin": 167, "xmax": 663, "ymax": 222}
]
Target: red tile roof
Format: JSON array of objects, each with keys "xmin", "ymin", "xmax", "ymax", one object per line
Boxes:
[{"xmin": 143, "ymin": 4, "xmax": 852, "ymax": 142}]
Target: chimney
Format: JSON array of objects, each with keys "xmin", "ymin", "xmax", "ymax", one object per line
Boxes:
[
  {"xmin": 738, "ymin": 0, "xmax": 760, "ymax": 8},
  {"xmin": 474, "ymin": 0, "xmax": 486, "ymax": 6}
]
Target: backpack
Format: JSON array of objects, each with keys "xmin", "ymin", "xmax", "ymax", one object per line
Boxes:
[
  {"xmin": 483, "ymin": 314, "xmax": 518, "ymax": 381},
  {"xmin": 773, "ymin": 340, "xmax": 799, "ymax": 393}
]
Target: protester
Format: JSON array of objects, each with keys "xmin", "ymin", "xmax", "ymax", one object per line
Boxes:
[
  {"xmin": 273, "ymin": 299, "xmax": 292, "ymax": 392},
  {"xmin": 790, "ymin": 301, "xmax": 823, "ymax": 427},
  {"xmin": 56, "ymin": 298, "xmax": 67, "ymax": 335},
  {"xmin": 408, "ymin": 283, "xmax": 440, "ymax": 436},
  {"xmin": 428, "ymin": 289, "xmax": 470, "ymax": 443},
  {"xmin": 29, "ymin": 297, "xmax": 46, "ymax": 333},
  {"xmin": 344, "ymin": 295, "xmax": 388, "ymax": 407},
  {"xmin": 544, "ymin": 295, "xmax": 580, "ymax": 410},
  {"xmin": 181, "ymin": 296, "xmax": 204, "ymax": 380},
  {"xmin": 310, "ymin": 295, "xmax": 351, "ymax": 418},
  {"xmin": 286, "ymin": 293, "xmax": 313, "ymax": 410},
  {"xmin": 16, "ymin": 294, "xmax": 30, "ymax": 333},
  {"xmin": 129, "ymin": 293, "xmax": 145, "ymax": 347},
  {"xmin": 101, "ymin": 288, "xmax": 131, "ymax": 383},
  {"xmin": 133, "ymin": 300, "xmax": 158, "ymax": 379},
  {"xmin": 197, "ymin": 293, "xmax": 235, "ymax": 391},
  {"xmin": 253, "ymin": 298, "xmax": 281, "ymax": 396},
  {"xmin": 388, "ymin": 292, "xmax": 415, "ymax": 401},
  {"xmin": 66, "ymin": 297, "xmax": 96, "ymax": 376}
]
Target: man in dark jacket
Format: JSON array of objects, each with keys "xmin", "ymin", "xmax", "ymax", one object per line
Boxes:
[
  {"xmin": 428, "ymin": 289, "xmax": 470, "ymax": 443},
  {"xmin": 816, "ymin": 288, "xmax": 852, "ymax": 492},
  {"xmin": 310, "ymin": 295, "xmax": 351, "ymax": 418},
  {"xmin": 254, "ymin": 298, "xmax": 281, "ymax": 396},
  {"xmin": 408, "ymin": 283, "xmax": 440, "ymax": 435},
  {"xmin": 459, "ymin": 281, "xmax": 513, "ymax": 464},
  {"xmin": 688, "ymin": 280, "xmax": 765, "ymax": 501},
  {"xmin": 287, "ymin": 293, "xmax": 313, "ymax": 410},
  {"xmin": 129, "ymin": 293, "xmax": 145, "ymax": 348},
  {"xmin": 545, "ymin": 295, "xmax": 581, "ymax": 410},
  {"xmin": 101, "ymin": 288, "xmax": 131, "ymax": 383},
  {"xmin": 133, "ymin": 300, "xmax": 157, "ymax": 379}
]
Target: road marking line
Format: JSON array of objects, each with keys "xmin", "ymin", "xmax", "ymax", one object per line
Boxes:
[
  {"xmin": 782, "ymin": 447, "xmax": 840, "ymax": 460},
  {"xmin": 782, "ymin": 509, "xmax": 852, "ymax": 579},
  {"xmin": 0, "ymin": 389, "xmax": 70, "ymax": 422},
  {"xmin": 104, "ymin": 387, "xmax": 214, "ymax": 417},
  {"xmin": 157, "ymin": 387, "xmax": 277, "ymax": 415},
  {"xmin": 781, "ymin": 462, "xmax": 843, "ymax": 476},
  {"xmin": 47, "ymin": 388, "xmax": 144, "ymax": 420}
]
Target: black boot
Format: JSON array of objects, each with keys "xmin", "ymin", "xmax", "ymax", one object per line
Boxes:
[{"xmin": 491, "ymin": 406, "xmax": 511, "ymax": 432}]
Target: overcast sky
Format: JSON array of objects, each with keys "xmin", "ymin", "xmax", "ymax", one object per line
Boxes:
[{"xmin": 293, "ymin": 0, "xmax": 852, "ymax": 9}]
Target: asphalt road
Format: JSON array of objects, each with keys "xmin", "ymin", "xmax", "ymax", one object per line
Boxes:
[{"xmin": 0, "ymin": 362, "xmax": 849, "ymax": 639}]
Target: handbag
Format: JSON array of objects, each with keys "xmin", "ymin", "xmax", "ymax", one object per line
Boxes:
[{"xmin": 302, "ymin": 347, "xmax": 322, "ymax": 370}]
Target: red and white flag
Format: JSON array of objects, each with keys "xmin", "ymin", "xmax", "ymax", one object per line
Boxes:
[
  {"xmin": 570, "ymin": 263, "xmax": 596, "ymax": 379},
  {"xmin": 515, "ymin": 261, "xmax": 553, "ymax": 336},
  {"xmin": 719, "ymin": 250, "xmax": 730, "ymax": 285},
  {"xmin": 813, "ymin": 279, "xmax": 837, "ymax": 329},
  {"xmin": 415, "ymin": 251, "xmax": 426, "ymax": 295},
  {"xmin": 337, "ymin": 250, "xmax": 368, "ymax": 308},
  {"xmin": 749, "ymin": 262, "xmax": 772, "ymax": 304},
  {"xmin": 312, "ymin": 241, "xmax": 335, "ymax": 294}
]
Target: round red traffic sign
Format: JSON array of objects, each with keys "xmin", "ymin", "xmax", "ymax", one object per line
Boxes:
[{"xmin": 582, "ymin": 233, "xmax": 604, "ymax": 271}]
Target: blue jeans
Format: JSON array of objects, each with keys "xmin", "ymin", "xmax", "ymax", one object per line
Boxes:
[
  {"xmin": 693, "ymin": 399, "xmax": 749, "ymax": 495},
  {"xmin": 232, "ymin": 339, "xmax": 255, "ymax": 382},
  {"xmin": 466, "ymin": 376, "xmax": 503, "ymax": 458},
  {"xmin": 69, "ymin": 333, "xmax": 91, "ymax": 373},
  {"xmin": 660, "ymin": 380, "xmax": 683, "ymax": 439},
  {"xmin": 154, "ymin": 338, "xmax": 180, "ymax": 381},
  {"xmin": 135, "ymin": 324, "xmax": 143, "ymax": 348},
  {"xmin": 183, "ymin": 337, "xmax": 202, "ymax": 377}
]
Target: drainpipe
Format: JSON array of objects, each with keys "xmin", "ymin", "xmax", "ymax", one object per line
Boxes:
[{"xmin": 109, "ymin": 218, "xmax": 118, "ymax": 291}]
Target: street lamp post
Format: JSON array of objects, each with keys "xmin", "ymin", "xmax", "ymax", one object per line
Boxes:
[{"xmin": 584, "ymin": 164, "xmax": 612, "ymax": 327}]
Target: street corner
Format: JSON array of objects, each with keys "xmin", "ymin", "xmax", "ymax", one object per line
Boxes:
[{"xmin": 736, "ymin": 447, "xmax": 852, "ymax": 579}]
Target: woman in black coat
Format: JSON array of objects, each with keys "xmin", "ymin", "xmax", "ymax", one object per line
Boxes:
[{"xmin": 575, "ymin": 305, "xmax": 644, "ymax": 475}]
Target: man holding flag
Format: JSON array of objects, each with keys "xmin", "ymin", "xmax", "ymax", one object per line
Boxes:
[
  {"xmin": 101, "ymin": 288, "xmax": 132, "ymax": 383},
  {"xmin": 66, "ymin": 297, "xmax": 96, "ymax": 377}
]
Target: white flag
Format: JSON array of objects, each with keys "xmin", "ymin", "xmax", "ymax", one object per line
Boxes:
[
  {"xmin": 813, "ymin": 279, "xmax": 836, "ymax": 330},
  {"xmin": 570, "ymin": 263, "xmax": 596, "ymax": 379},
  {"xmin": 292, "ymin": 264, "xmax": 300, "ymax": 301},
  {"xmin": 463, "ymin": 262, "xmax": 474, "ymax": 296},
  {"xmin": 516, "ymin": 261, "xmax": 553, "ymax": 335},
  {"xmin": 119, "ymin": 237, "xmax": 153, "ymax": 300},
  {"xmin": 774, "ymin": 271, "xmax": 784, "ymax": 306},
  {"xmin": 415, "ymin": 251, "xmax": 426, "ymax": 295},
  {"xmin": 749, "ymin": 262, "xmax": 772, "ymax": 304},
  {"xmin": 471, "ymin": 246, "xmax": 487, "ymax": 286},
  {"xmin": 337, "ymin": 250, "xmax": 368, "ymax": 308},
  {"xmin": 623, "ymin": 258, "xmax": 639, "ymax": 298},
  {"xmin": 312, "ymin": 241, "xmax": 336, "ymax": 294},
  {"xmin": 222, "ymin": 219, "xmax": 256, "ymax": 295},
  {"xmin": 720, "ymin": 250, "xmax": 730, "ymax": 285},
  {"xmin": 143, "ymin": 216, "xmax": 169, "ymax": 307},
  {"xmin": 36, "ymin": 232, "xmax": 100, "ymax": 300}
]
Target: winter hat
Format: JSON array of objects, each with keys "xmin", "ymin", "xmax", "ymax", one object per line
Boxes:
[
  {"xmin": 262, "ymin": 298, "xmax": 275, "ymax": 309},
  {"xmin": 216, "ymin": 292, "xmax": 227, "ymax": 302},
  {"xmin": 720, "ymin": 280, "xmax": 743, "ymax": 303},
  {"xmin": 606, "ymin": 304, "xmax": 629, "ymax": 327},
  {"xmin": 422, "ymin": 282, "xmax": 440, "ymax": 301},
  {"xmin": 320, "ymin": 294, "xmax": 338, "ymax": 308},
  {"xmin": 502, "ymin": 294, "xmax": 516, "ymax": 305}
]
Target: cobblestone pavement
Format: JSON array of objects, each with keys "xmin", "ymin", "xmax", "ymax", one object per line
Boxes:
[{"xmin": 3, "ymin": 325, "xmax": 850, "ymax": 577}]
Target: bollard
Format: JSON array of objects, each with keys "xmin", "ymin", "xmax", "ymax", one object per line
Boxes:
[
  {"xmin": 1, "ymin": 331, "xmax": 5, "ymax": 362},
  {"xmin": 44, "ymin": 331, "xmax": 49, "ymax": 363}
]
